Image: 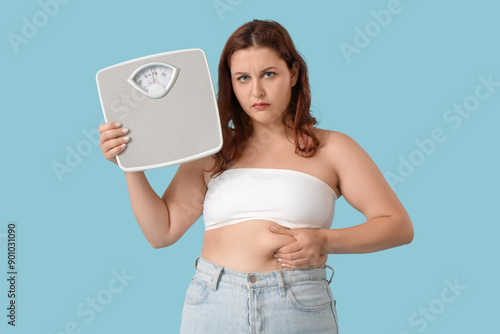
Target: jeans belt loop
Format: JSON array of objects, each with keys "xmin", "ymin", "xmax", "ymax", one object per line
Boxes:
[
  {"xmin": 194, "ymin": 255, "xmax": 201, "ymax": 271},
  {"xmin": 275, "ymin": 270, "xmax": 286, "ymax": 298},
  {"xmin": 211, "ymin": 266, "xmax": 224, "ymax": 292},
  {"xmin": 324, "ymin": 264, "xmax": 335, "ymax": 285}
]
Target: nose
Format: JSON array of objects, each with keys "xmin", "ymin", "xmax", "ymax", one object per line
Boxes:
[{"xmin": 251, "ymin": 79, "xmax": 265, "ymax": 98}]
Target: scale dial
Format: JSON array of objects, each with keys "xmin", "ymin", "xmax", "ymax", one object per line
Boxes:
[{"xmin": 127, "ymin": 62, "xmax": 179, "ymax": 98}]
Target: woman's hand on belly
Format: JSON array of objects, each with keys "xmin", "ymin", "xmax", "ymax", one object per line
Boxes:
[
  {"xmin": 270, "ymin": 227, "xmax": 329, "ymax": 269},
  {"xmin": 202, "ymin": 220, "xmax": 304, "ymax": 272}
]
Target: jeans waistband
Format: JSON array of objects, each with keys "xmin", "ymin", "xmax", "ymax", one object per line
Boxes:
[{"xmin": 193, "ymin": 255, "xmax": 334, "ymax": 293}]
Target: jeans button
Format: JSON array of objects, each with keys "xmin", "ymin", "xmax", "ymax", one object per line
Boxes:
[{"xmin": 248, "ymin": 275, "xmax": 257, "ymax": 283}]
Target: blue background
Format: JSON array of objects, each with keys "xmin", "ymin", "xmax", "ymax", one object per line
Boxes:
[{"xmin": 1, "ymin": 0, "xmax": 498, "ymax": 333}]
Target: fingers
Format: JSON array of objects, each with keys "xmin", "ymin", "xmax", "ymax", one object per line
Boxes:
[
  {"xmin": 101, "ymin": 133, "xmax": 130, "ymax": 152},
  {"xmin": 276, "ymin": 242, "xmax": 302, "ymax": 255},
  {"xmin": 105, "ymin": 142, "xmax": 127, "ymax": 161},
  {"xmin": 273, "ymin": 246, "xmax": 303, "ymax": 268},
  {"xmin": 270, "ymin": 227, "xmax": 326, "ymax": 269},
  {"xmin": 98, "ymin": 121, "xmax": 121, "ymax": 134},
  {"xmin": 274, "ymin": 248, "xmax": 302, "ymax": 263},
  {"xmin": 98, "ymin": 121, "xmax": 130, "ymax": 164},
  {"xmin": 99, "ymin": 123, "xmax": 129, "ymax": 146},
  {"xmin": 276, "ymin": 253, "xmax": 328, "ymax": 269},
  {"xmin": 275, "ymin": 252, "xmax": 312, "ymax": 269},
  {"xmin": 280, "ymin": 257, "xmax": 310, "ymax": 269},
  {"xmin": 269, "ymin": 226, "xmax": 294, "ymax": 235},
  {"xmin": 274, "ymin": 244, "xmax": 328, "ymax": 269}
]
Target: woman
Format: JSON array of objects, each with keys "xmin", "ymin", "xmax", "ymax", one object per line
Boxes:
[{"xmin": 98, "ymin": 19, "xmax": 414, "ymax": 333}]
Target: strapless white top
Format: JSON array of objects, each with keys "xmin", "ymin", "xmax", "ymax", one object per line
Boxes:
[{"xmin": 203, "ymin": 168, "xmax": 338, "ymax": 231}]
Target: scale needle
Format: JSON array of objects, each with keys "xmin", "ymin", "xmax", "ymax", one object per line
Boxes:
[{"xmin": 150, "ymin": 67, "xmax": 155, "ymax": 83}]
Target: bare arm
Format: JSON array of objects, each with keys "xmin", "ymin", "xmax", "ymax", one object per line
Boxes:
[
  {"xmin": 320, "ymin": 131, "xmax": 414, "ymax": 254},
  {"xmin": 98, "ymin": 121, "xmax": 208, "ymax": 249},
  {"xmin": 124, "ymin": 171, "xmax": 170, "ymax": 248},
  {"xmin": 266, "ymin": 130, "xmax": 414, "ymax": 268},
  {"xmin": 124, "ymin": 154, "xmax": 207, "ymax": 248}
]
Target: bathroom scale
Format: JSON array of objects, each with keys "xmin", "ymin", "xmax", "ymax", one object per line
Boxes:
[{"xmin": 96, "ymin": 48, "xmax": 223, "ymax": 172}]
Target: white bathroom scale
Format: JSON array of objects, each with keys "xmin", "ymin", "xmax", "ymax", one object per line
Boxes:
[{"xmin": 96, "ymin": 48, "xmax": 223, "ymax": 172}]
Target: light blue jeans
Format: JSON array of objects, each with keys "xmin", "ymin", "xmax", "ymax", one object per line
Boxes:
[{"xmin": 180, "ymin": 255, "xmax": 338, "ymax": 333}]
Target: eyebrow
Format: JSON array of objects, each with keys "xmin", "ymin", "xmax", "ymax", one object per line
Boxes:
[{"xmin": 232, "ymin": 67, "xmax": 279, "ymax": 76}]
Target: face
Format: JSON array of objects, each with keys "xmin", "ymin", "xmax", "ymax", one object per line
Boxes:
[{"xmin": 229, "ymin": 46, "xmax": 298, "ymax": 127}]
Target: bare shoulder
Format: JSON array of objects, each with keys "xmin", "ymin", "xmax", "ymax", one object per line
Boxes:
[
  {"xmin": 315, "ymin": 128, "xmax": 362, "ymax": 160},
  {"xmin": 322, "ymin": 129, "xmax": 381, "ymax": 178},
  {"xmin": 320, "ymin": 128, "xmax": 352, "ymax": 143},
  {"xmin": 320, "ymin": 129, "xmax": 364, "ymax": 157},
  {"xmin": 320, "ymin": 128, "xmax": 379, "ymax": 191},
  {"xmin": 321, "ymin": 129, "xmax": 405, "ymax": 215}
]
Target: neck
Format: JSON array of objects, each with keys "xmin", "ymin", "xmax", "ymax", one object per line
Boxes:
[{"xmin": 246, "ymin": 118, "xmax": 294, "ymax": 148}]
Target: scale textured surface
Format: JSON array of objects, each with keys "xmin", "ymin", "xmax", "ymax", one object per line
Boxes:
[{"xmin": 96, "ymin": 49, "xmax": 221, "ymax": 171}]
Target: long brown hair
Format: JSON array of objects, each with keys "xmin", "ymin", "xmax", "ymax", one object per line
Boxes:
[{"xmin": 206, "ymin": 19, "xmax": 320, "ymax": 178}]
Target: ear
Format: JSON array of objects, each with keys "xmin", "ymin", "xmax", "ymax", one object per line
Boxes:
[{"xmin": 290, "ymin": 61, "xmax": 299, "ymax": 88}]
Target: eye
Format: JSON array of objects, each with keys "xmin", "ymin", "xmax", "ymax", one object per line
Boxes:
[
  {"xmin": 264, "ymin": 72, "xmax": 275, "ymax": 78},
  {"xmin": 237, "ymin": 75, "xmax": 249, "ymax": 82}
]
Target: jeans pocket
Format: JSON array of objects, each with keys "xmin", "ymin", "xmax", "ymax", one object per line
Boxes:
[
  {"xmin": 185, "ymin": 276, "xmax": 210, "ymax": 305},
  {"xmin": 287, "ymin": 280, "xmax": 332, "ymax": 312}
]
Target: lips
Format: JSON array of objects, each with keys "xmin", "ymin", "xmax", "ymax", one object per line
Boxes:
[{"xmin": 252, "ymin": 102, "xmax": 270, "ymax": 107}]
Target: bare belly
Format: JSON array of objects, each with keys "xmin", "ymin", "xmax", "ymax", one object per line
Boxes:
[{"xmin": 201, "ymin": 220, "xmax": 303, "ymax": 272}]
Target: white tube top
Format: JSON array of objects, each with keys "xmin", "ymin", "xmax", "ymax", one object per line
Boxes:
[{"xmin": 203, "ymin": 168, "xmax": 338, "ymax": 231}]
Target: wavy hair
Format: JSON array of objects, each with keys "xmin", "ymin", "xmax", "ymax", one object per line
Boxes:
[{"xmin": 207, "ymin": 19, "xmax": 320, "ymax": 178}]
